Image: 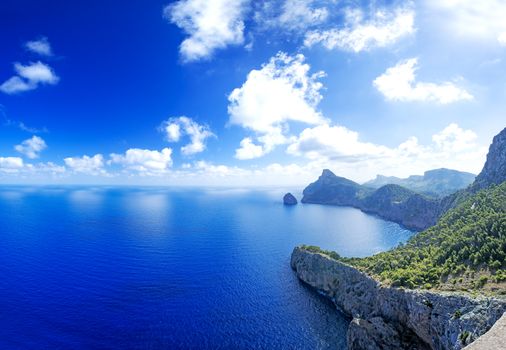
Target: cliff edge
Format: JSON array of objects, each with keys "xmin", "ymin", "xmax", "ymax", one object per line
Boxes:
[{"xmin": 291, "ymin": 247, "xmax": 506, "ymax": 350}]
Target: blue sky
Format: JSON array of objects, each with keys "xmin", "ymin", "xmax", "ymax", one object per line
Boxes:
[{"xmin": 0, "ymin": 0, "xmax": 505, "ymax": 186}]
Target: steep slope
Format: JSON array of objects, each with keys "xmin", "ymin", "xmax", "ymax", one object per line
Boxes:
[
  {"xmin": 301, "ymin": 169, "xmax": 371, "ymax": 207},
  {"xmin": 473, "ymin": 128, "xmax": 506, "ymax": 191},
  {"xmin": 342, "ymin": 181, "xmax": 506, "ymax": 292},
  {"xmin": 302, "ymin": 170, "xmax": 439, "ymax": 230},
  {"xmin": 364, "ymin": 168, "xmax": 475, "ymax": 197}
]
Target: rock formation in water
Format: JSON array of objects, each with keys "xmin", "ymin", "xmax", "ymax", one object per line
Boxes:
[
  {"xmin": 283, "ymin": 193, "xmax": 298, "ymax": 205},
  {"xmin": 291, "ymin": 247, "xmax": 506, "ymax": 350}
]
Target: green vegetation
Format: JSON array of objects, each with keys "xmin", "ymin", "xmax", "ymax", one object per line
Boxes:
[
  {"xmin": 459, "ymin": 331, "xmax": 470, "ymax": 345},
  {"xmin": 305, "ymin": 182, "xmax": 506, "ymax": 292}
]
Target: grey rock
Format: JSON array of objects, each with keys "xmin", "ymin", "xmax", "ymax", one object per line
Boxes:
[
  {"xmin": 283, "ymin": 193, "xmax": 298, "ymax": 205},
  {"xmin": 473, "ymin": 127, "xmax": 506, "ymax": 191},
  {"xmin": 291, "ymin": 247, "xmax": 506, "ymax": 350}
]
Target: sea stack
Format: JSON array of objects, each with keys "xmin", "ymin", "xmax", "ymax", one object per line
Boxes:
[{"xmin": 283, "ymin": 193, "xmax": 298, "ymax": 205}]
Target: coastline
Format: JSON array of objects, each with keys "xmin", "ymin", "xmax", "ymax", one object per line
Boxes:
[{"xmin": 291, "ymin": 246, "xmax": 506, "ymax": 350}]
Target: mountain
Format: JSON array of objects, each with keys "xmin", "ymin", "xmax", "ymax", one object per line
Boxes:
[
  {"xmin": 302, "ymin": 170, "xmax": 440, "ymax": 230},
  {"xmin": 302, "ymin": 169, "xmax": 371, "ymax": 207},
  {"xmin": 301, "ymin": 127, "xmax": 506, "ymax": 231},
  {"xmin": 364, "ymin": 168, "xmax": 475, "ymax": 197},
  {"xmin": 473, "ymin": 127, "xmax": 506, "ymax": 191}
]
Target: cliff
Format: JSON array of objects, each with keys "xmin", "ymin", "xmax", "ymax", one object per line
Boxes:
[
  {"xmin": 291, "ymin": 247, "xmax": 506, "ymax": 350},
  {"xmin": 473, "ymin": 127, "xmax": 506, "ymax": 191}
]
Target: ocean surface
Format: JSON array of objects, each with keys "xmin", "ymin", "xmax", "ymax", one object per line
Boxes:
[{"xmin": 0, "ymin": 186, "xmax": 413, "ymax": 349}]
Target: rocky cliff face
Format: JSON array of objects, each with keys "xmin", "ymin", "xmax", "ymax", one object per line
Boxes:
[
  {"xmin": 473, "ymin": 127, "xmax": 506, "ymax": 191},
  {"xmin": 291, "ymin": 247, "xmax": 506, "ymax": 350}
]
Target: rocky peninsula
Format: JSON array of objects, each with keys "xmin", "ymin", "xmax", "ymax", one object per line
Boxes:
[{"xmin": 291, "ymin": 247, "xmax": 506, "ymax": 350}]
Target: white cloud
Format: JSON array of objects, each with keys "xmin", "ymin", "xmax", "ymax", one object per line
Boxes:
[
  {"xmin": 25, "ymin": 37, "xmax": 53, "ymax": 56},
  {"xmin": 235, "ymin": 137, "xmax": 266, "ymax": 160},
  {"xmin": 0, "ymin": 157, "xmax": 24, "ymax": 173},
  {"xmin": 255, "ymin": 0, "xmax": 328, "ymax": 32},
  {"xmin": 161, "ymin": 116, "xmax": 214, "ymax": 155},
  {"xmin": 285, "ymin": 123, "xmax": 486, "ymax": 181},
  {"xmin": 287, "ymin": 124, "xmax": 391, "ymax": 161},
  {"xmin": 498, "ymin": 32, "xmax": 506, "ymax": 46},
  {"xmin": 64, "ymin": 154, "xmax": 105, "ymax": 175},
  {"xmin": 164, "ymin": 0, "xmax": 249, "ymax": 62},
  {"xmin": 228, "ymin": 52, "xmax": 326, "ymax": 158},
  {"xmin": 14, "ymin": 136, "xmax": 47, "ymax": 159},
  {"xmin": 0, "ymin": 61, "xmax": 59, "ymax": 94},
  {"xmin": 373, "ymin": 58, "xmax": 473, "ymax": 104},
  {"xmin": 427, "ymin": 0, "xmax": 506, "ymax": 46},
  {"xmin": 304, "ymin": 5, "xmax": 414, "ymax": 52},
  {"xmin": 432, "ymin": 123, "xmax": 477, "ymax": 152},
  {"xmin": 110, "ymin": 148, "xmax": 173, "ymax": 174}
]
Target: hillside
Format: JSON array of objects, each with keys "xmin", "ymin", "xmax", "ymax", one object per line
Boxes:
[
  {"xmin": 364, "ymin": 168, "xmax": 475, "ymax": 198},
  {"xmin": 340, "ymin": 181, "xmax": 506, "ymax": 293},
  {"xmin": 302, "ymin": 127, "xmax": 506, "ymax": 231},
  {"xmin": 302, "ymin": 170, "xmax": 441, "ymax": 230}
]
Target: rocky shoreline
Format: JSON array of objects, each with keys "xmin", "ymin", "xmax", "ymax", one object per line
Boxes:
[{"xmin": 291, "ymin": 247, "xmax": 506, "ymax": 350}]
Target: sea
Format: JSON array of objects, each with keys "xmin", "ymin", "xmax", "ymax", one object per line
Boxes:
[{"xmin": 0, "ymin": 186, "xmax": 413, "ymax": 349}]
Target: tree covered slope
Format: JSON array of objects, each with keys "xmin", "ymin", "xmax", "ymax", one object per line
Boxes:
[{"xmin": 339, "ymin": 181, "xmax": 506, "ymax": 293}]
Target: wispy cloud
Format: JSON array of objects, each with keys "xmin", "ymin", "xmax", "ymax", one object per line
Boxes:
[
  {"xmin": 255, "ymin": 0, "xmax": 329, "ymax": 32},
  {"xmin": 14, "ymin": 136, "xmax": 47, "ymax": 159},
  {"xmin": 304, "ymin": 5, "xmax": 415, "ymax": 52},
  {"xmin": 25, "ymin": 37, "xmax": 53, "ymax": 56},
  {"xmin": 160, "ymin": 116, "xmax": 215, "ymax": 155},
  {"xmin": 0, "ymin": 61, "xmax": 59, "ymax": 94}
]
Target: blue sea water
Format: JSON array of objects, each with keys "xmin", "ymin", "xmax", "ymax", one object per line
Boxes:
[{"xmin": 0, "ymin": 186, "xmax": 413, "ymax": 349}]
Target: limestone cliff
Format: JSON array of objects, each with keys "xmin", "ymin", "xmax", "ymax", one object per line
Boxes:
[{"xmin": 291, "ymin": 247, "xmax": 506, "ymax": 350}]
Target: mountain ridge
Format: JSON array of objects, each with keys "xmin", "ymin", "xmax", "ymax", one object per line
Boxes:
[
  {"xmin": 301, "ymin": 127, "xmax": 506, "ymax": 231},
  {"xmin": 364, "ymin": 168, "xmax": 475, "ymax": 198}
]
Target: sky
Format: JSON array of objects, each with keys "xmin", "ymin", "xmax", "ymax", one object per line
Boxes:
[{"xmin": 0, "ymin": 0, "xmax": 505, "ymax": 186}]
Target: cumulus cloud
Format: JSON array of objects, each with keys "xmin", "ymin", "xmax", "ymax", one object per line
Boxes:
[
  {"xmin": 64, "ymin": 154, "xmax": 105, "ymax": 175},
  {"xmin": 287, "ymin": 124, "xmax": 391, "ymax": 161},
  {"xmin": 164, "ymin": 0, "xmax": 249, "ymax": 62},
  {"xmin": 0, "ymin": 157, "xmax": 24, "ymax": 173},
  {"xmin": 25, "ymin": 37, "xmax": 53, "ymax": 56},
  {"xmin": 228, "ymin": 52, "xmax": 326, "ymax": 159},
  {"xmin": 0, "ymin": 61, "xmax": 59, "ymax": 94},
  {"xmin": 304, "ymin": 5, "xmax": 414, "ymax": 52},
  {"xmin": 160, "ymin": 116, "xmax": 214, "ymax": 155},
  {"xmin": 14, "ymin": 136, "xmax": 47, "ymax": 159},
  {"xmin": 110, "ymin": 148, "xmax": 173, "ymax": 174},
  {"xmin": 373, "ymin": 58, "xmax": 473, "ymax": 104},
  {"xmin": 255, "ymin": 0, "xmax": 328, "ymax": 32},
  {"xmin": 426, "ymin": 0, "xmax": 506, "ymax": 46},
  {"xmin": 285, "ymin": 122, "xmax": 486, "ymax": 181},
  {"xmin": 235, "ymin": 137, "xmax": 265, "ymax": 160}
]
